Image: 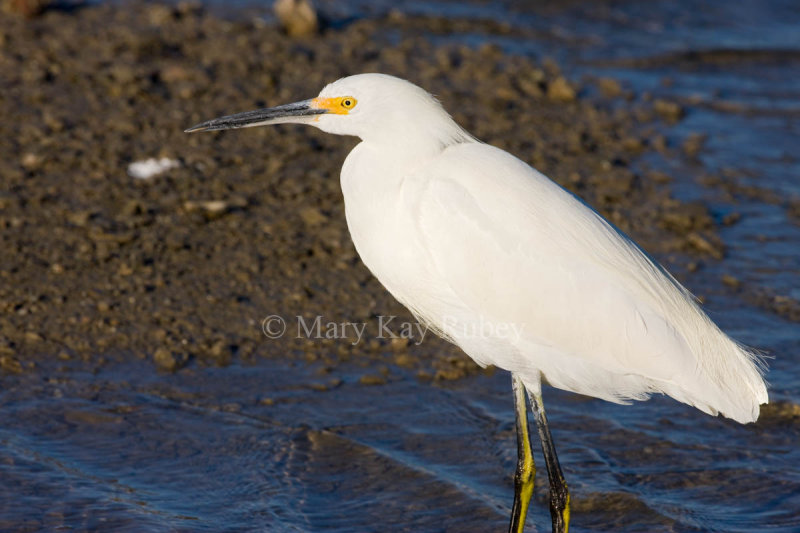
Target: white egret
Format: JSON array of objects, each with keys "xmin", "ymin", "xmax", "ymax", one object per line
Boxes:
[{"xmin": 186, "ymin": 73, "xmax": 768, "ymax": 533}]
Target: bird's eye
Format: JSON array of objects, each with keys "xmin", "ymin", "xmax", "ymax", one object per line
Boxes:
[{"xmin": 341, "ymin": 97, "xmax": 357, "ymax": 109}]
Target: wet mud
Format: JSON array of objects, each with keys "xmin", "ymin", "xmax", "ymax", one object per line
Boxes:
[{"xmin": 2, "ymin": 2, "xmax": 727, "ymax": 377}]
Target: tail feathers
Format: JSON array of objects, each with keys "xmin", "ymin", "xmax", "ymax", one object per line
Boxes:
[
  {"xmin": 708, "ymin": 343, "xmax": 768, "ymax": 424},
  {"xmin": 660, "ymin": 343, "xmax": 768, "ymax": 424}
]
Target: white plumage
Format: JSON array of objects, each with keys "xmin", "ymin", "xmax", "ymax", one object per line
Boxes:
[
  {"xmin": 327, "ymin": 74, "xmax": 767, "ymax": 424},
  {"xmin": 187, "ymin": 73, "xmax": 769, "ymax": 532}
]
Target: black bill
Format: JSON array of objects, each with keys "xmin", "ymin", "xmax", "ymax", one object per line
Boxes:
[{"xmin": 184, "ymin": 99, "xmax": 325, "ymax": 133}]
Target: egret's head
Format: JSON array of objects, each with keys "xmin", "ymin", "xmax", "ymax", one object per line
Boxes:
[{"xmin": 186, "ymin": 73, "xmax": 471, "ymax": 150}]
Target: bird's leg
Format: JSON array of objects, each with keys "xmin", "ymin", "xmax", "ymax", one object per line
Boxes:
[
  {"xmin": 508, "ymin": 374, "xmax": 535, "ymax": 533},
  {"xmin": 529, "ymin": 390, "xmax": 570, "ymax": 533}
]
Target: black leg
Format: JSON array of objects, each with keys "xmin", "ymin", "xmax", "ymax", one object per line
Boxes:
[
  {"xmin": 508, "ymin": 374, "xmax": 535, "ymax": 533},
  {"xmin": 529, "ymin": 390, "xmax": 570, "ymax": 533}
]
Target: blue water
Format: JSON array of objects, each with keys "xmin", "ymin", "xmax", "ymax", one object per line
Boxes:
[
  {"xmin": 3, "ymin": 351, "xmax": 797, "ymax": 532},
  {"xmin": 1, "ymin": 1, "xmax": 799, "ymax": 531}
]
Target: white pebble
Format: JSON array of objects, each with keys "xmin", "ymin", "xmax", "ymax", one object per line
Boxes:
[{"xmin": 127, "ymin": 157, "xmax": 180, "ymax": 180}]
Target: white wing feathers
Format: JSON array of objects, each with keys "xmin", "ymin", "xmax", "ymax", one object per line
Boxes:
[{"xmin": 414, "ymin": 143, "xmax": 767, "ymax": 422}]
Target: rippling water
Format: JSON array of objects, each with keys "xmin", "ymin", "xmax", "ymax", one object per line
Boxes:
[
  {"xmin": 2, "ymin": 352, "xmax": 797, "ymax": 532},
  {"xmin": 2, "ymin": 1, "xmax": 799, "ymax": 531}
]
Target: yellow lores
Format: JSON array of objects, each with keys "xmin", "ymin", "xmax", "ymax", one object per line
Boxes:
[{"xmin": 311, "ymin": 96, "xmax": 357, "ymax": 115}]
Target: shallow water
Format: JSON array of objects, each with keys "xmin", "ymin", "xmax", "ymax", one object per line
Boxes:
[
  {"xmin": 3, "ymin": 349, "xmax": 797, "ymax": 532},
  {"xmin": 2, "ymin": 1, "xmax": 799, "ymax": 531}
]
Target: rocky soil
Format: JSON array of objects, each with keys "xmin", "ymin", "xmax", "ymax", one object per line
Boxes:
[{"xmin": 0, "ymin": 2, "xmax": 731, "ymax": 379}]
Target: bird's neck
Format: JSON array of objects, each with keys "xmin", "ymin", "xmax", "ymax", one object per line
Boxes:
[{"xmin": 365, "ymin": 123, "xmax": 476, "ymax": 161}]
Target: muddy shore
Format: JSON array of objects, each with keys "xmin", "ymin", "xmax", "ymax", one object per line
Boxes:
[{"xmin": 1, "ymin": 2, "xmax": 734, "ymax": 378}]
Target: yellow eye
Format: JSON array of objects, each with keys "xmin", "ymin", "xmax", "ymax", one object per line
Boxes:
[{"xmin": 341, "ymin": 97, "xmax": 357, "ymax": 109}]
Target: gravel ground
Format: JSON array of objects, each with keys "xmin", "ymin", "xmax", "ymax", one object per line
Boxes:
[{"xmin": 0, "ymin": 2, "xmax": 727, "ymax": 379}]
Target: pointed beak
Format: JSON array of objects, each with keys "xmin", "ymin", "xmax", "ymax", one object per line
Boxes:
[{"xmin": 184, "ymin": 99, "xmax": 326, "ymax": 133}]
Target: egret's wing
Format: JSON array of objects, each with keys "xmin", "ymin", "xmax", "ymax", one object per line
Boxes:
[{"xmin": 413, "ymin": 143, "xmax": 709, "ymax": 402}]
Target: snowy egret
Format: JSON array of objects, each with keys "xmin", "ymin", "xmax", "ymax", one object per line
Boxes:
[{"xmin": 186, "ymin": 73, "xmax": 768, "ymax": 533}]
